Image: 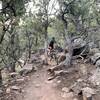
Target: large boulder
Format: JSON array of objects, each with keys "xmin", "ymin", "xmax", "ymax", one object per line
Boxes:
[
  {"xmin": 89, "ymin": 48, "xmax": 100, "ymax": 55},
  {"xmin": 72, "ymin": 38, "xmax": 89, "ymax": 56},
  {"xmin": 72, "ymin": 38, "xmax": 86, "ymax": 49},
  {"xmin": 95, "ymin": 60, "xmax": 100, "ymax": 68},
  {"xmin": 91, "ymin": 53, "xmax": 100, "ymax": 64}
]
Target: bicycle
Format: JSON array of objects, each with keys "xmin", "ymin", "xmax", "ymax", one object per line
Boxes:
[{"xmin": 47, "ymin": 49, "xmax": 59, "ymax": 65}]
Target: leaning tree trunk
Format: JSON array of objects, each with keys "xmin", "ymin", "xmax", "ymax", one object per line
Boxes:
[
  {"xmin": 61, "ymin": 13, "xmax": 73, "ymax": 66},
  {"xmin": 65, "ymin": 30, "xmax": 73, "ymax": 66}
]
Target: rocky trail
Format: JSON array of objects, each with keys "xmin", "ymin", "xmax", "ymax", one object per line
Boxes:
[
  {"xmin": 19, "ymin": 64, "xmax": 76, "ymax": 100},
  {"xmin": 3, "ymin": 52, "xmax": 100, "ymax": 100}
]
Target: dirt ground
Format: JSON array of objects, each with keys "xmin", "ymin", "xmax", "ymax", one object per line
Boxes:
[
  {"xmin": 3, "ymin": 56, "xmax": 100, "ymax": 100},
  {"xmin": 18, "ymin": 64, "xmax": 76, "ymax": 100}
]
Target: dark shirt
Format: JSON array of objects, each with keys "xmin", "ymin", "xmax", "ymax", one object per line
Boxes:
[{"xmin": 49, "ymin": 40, "xmax": 56, "ymax": 49}]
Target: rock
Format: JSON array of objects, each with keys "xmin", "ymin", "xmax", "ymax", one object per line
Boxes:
[
  {"xmin": 73, "ymin": 98, "xmax": 78, "ymax": 100},
  {"xmin": 35, "ymin": 84, "xmax": 40, "ymax": 88},
  {"xmin": 11, "ymin": 86, "xmax": 21, "ymax": 91},
  {"xmin": 62, "ymin": 87, "xmax": 69, "ymax": 93},
  {"xmin": 61, "ymin": 92, "xmax": 68, "ymax": 98},
  {"xmin": 55, "ymin": 70, "xmax": 69, "ymax": 76},
  {"xmin": 9, "ymin": 72, "xmax": 18, "ymax": 78},
  {"xmin": 6, "ymin": 88, "xmax": 11, "ymax": 94},
  {"xmin": 61, "ymin": 92, "xmax": 74, "ymax": 98},
  {"xmin": 70, "ymin": 82, "xmax": 82, "ymax": 95},
  {"xmin": 73, "ymin": 38, "xmax": 86, "ymax": 48},
  {"xmin": 91, "ymin": 53, "xmax": 100, "ymax": 64},
  {"xmin": 89, "ymin": 48, "xmax": 100, "ymax": 55},
  {"xmin": 89, "ymin": 69, "xmax": 100, "ymax": 85},
  {"xmin": 18, "ymin": 59, "xmax": 25, "ymax": 67},
  {"xmin": 89, "ymin": 42, "xmax": 97, "ymax": 49},
  {"xmin": 16, "ymin": 78, "xmax": 25, "ymax": 83},
  {"xmin": 82, "ymin": 87, "xmax": 96, "ymax": 98},
  {"xmin": 95, "ymin": 59, "xmax": 100, "ymax": 68},
  {"xmin": 55, "ymin": 70, "xmax": 64, "ymax": 75},
  {"xmin": 77, "ymin": 79, "xmax": 83, "ymax": 82},
  {"xmin": 48, "ymin": 76, "xmax": 56, "ymax": 81},
  {"xmin": 21, "ymin": 89, "xmax": 25, "ymax": 93},
  {"xmin": 67, "ymin": 92, "xmax": 74, "ymax": 98},
  {"xmin": 72, "ymin": 37, "xmax": 89, "ymax": 56},
  {"xmin": 4, "ymin": 84, "xmax": 8, "ymax": 88},
  {"xmin": 48, "ymin": 70, "xmax": 68, "ymax": 81},
  {"xmin": 57, "ymin": 80, "xmax": 61, "ymax": 84},
  {"xmin": 19, "ymin": 64, "xmax": 36, "ymax": 75},
  {"xmin": 79, "ymin": 64, "xmax": 87, "ymax": 75},
  {"xmin": 36, "ymin": 75, "xmax": 39, "ymax": 77}
]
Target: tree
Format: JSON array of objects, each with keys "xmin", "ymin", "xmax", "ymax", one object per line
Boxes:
[
  {"xmin": 19, "ymin": 13, "xmax": 44, "ymax": 59},
  {"xmin": 0, "ymin": 0, "xmax": 30, "ymax": 77},
  {"xmin": 36, "ymin": 0, "xmax": 58, "ymax": 64},
  {"xmin": 56, "ymin": 0, "xmax": 100, "ymax": 66}
]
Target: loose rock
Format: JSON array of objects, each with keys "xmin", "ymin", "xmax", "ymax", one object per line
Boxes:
[{"xmin": 62, "ymin": 87, "xmax": 69, "ymax": 93}]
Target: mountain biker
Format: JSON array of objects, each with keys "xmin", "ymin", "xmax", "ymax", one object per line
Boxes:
[{"xmin": 48, "ymin": 37, "xmax": 56, "ymax": 50}]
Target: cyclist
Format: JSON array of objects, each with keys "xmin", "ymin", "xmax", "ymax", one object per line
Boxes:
[
  {"xmin": 48, "ymin": 37, "xmax": 56, "ymax": 50},
  {"xmin": 47, "ymin": 37, "xmax": 57, "ymax": 61}
]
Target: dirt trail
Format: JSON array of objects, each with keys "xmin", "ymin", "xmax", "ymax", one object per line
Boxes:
[{"xmin": 21, "ymin": 65, "xmax": 72, "ymax": 100}]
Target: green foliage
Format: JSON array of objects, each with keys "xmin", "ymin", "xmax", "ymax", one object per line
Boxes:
[
  {"xmin": 0, "ymin": 0, "xmax": 99, "ymax": 72},
  {"xmin": 1, "ymin": 0, "xmax": 29, "ymax": 16}
]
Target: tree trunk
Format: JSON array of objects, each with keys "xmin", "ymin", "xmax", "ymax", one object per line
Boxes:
[
  {"xmin": 28, "ymin": 48, "xmax": 31, "ymax": 59},
  {"xmin": 28, "ymin": 39, "xmax": 32, "ymax": 59},
  {"xmin": 65, "ymin": 31, "xmax": 73, "ymax": 66},
  {"xmin": 10, "ymin": 62, "xmax": 16, "ymax": 72},
  {"xmin": 35, "ymin": 36, "xmax": 38, "ymax": 46},
  {"xmin": 0, "ymin": 69, "xmax": 2, "ymax": 86},
  {"xmin": 44, "ymin": 30, "xmax": 48, "ymax": 64},
  {"xmin": 62, "ymin": 14, "xmax": 73, "ymax": 66}
]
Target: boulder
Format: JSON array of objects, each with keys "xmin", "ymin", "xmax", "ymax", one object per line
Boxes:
[
  {"xmin": 82, "ymin": 87, "xmax": 96, "ymax": 100},
  {"xmin": 89, "ymin": 48, "xmax": 100, "ymax": 55},
  {"xmin": 16, "ymin": 78, "xmax": 25, "ymax": 83},
  {"xmin": 72, "ymin": 38, "xmax": 86, "ymax": 48},
  {"xmin": 18, "ymin": 59, "xmax": 25, "ymax": 67},
  {"xmin": 62, "ymin": 87, "xmax": 69, "ymax": 93},
  {"xmin": 19, "ymin": 64, "xmax": 36, "ymax": 75},
  {"xmin": 9, "ymin": 72, "xmax": 19, "ymax": 78},
  {"xmin": 89, "ymin": 69, "xmax": 100, "ymax": 85},
  {"xmin": 91, "ymin": 53, "xmax": 100, "ymax": 64},
  {"xmin": 95, "ymin": 59, "xmax": 100, "ymax": 68},
  {"xmin": 11, "ymin": 86, "xmax": 21, "ymax": 92},
  {"xmin": 6, "ymin": 88, "xmax": 11, "ymax": 94},
  {"xmin": 61, "ymin": 92, "xmax": 74, "ymax": 99},
  {"xmin": 72, "ymin": 38, "xmax": 89, "ymax": 56}
]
